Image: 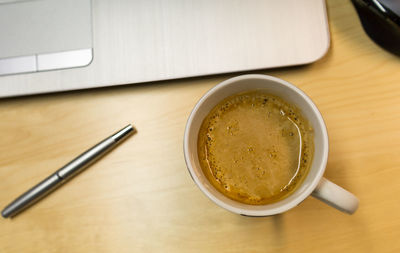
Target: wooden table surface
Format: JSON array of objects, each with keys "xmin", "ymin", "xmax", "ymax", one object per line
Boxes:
[{"xmin": 1, "ymin": 1, "xmax": 399, "ymax": 252}]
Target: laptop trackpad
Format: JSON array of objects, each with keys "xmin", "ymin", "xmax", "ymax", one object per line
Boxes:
[{"xmin": 0, "ymin": 0, "xmax": 93, "ymax": 75}]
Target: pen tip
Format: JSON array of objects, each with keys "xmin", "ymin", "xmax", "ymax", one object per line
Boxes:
[{"xmin": 1, "ymin": 209, "xmax": 9, "ymax": 219}]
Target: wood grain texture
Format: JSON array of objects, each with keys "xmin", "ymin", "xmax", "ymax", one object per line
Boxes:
[{"xmin": 1, "ymin": 1, "xmax": 400, "ymax": 252}]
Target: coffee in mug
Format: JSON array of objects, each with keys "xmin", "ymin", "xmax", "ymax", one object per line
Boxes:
[
  {"xmin": 184, "ymin": 74, "xmax": 359, "ymax": 215},
  {"xmin": 197, "ymin": 91, "xmax": 314, "ymax": 205}
]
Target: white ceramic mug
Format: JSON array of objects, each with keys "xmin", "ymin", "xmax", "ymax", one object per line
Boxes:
[{"xmin": 184, "ymin": 74, "xmax": 359, "ymax": 216}]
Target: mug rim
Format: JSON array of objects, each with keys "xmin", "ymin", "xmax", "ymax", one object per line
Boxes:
[{"xmin": 183, "ymin": 74, "xmax": 329, "ymax": 216}]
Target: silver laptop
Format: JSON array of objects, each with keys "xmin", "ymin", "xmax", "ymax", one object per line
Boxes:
[{"xmin": 0, "ymin": 0, "xmax": 329, "ymax": 97}]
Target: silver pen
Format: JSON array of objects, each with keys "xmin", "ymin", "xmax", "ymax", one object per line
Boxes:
[{"xmin": 1, "ymin": 124, "xmax": 136, "ymax": 218}]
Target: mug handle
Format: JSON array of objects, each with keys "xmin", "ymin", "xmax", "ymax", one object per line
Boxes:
[{"xmin": 311, "ymin": 177, "xmax": 359, "ymax": 214}]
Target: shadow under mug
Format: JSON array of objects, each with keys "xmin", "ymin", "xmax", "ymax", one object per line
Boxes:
[{"xmin": 183, "ymin": 74, "xmax": 359, "ymax": 216}]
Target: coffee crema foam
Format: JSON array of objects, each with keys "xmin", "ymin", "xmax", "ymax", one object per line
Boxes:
[{"xmin": 197, "ymin": 91, "xmax": 314, "ymax": 205}]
